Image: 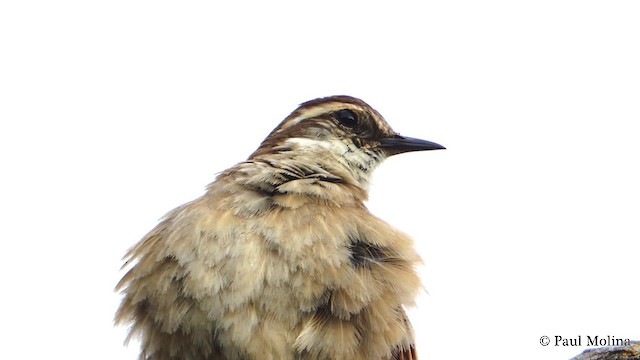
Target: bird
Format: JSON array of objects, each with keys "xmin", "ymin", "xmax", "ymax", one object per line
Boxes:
[{"xmin": 115, "ymin": 95, "xmax": 445, "ymax": 360}]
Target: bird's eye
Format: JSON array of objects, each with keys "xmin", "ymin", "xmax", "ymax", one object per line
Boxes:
[{"xmin": 334, "ymin": 109, "xmax": 358, "ymax": 128}]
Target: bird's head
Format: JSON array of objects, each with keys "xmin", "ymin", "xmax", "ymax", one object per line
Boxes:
[
  {"xmin": 250, "ymin": 96, "xmax": 444, "ymax": 189},
  {"xmin": 248, "ymin": 95, "xmax": 444, "ymax": 191}
]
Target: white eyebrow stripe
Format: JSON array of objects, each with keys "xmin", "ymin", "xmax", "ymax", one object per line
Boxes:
[{"xmin": 278, "ymin": 103, "xmax": 361, "ymax": 131}]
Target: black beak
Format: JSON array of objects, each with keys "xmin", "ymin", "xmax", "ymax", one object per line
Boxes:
[{"xmin": 378, "ymin": 135, "xmax": 446, "ymax": 155}]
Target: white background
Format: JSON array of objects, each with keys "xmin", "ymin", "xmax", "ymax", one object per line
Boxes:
[{"xmin": 1, "ymin": 1, "xmax": 639, "ymax": 359}]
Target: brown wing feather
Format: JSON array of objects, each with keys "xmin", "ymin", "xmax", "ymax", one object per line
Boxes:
[{"xmin": 392, "ymin": 345, "xmax": 417, "ymax": 360}]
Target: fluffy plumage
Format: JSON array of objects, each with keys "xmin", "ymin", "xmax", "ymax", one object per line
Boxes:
[{"xmin": 115, "ymin": 95, "xmax": 444, "ymax": 359}]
